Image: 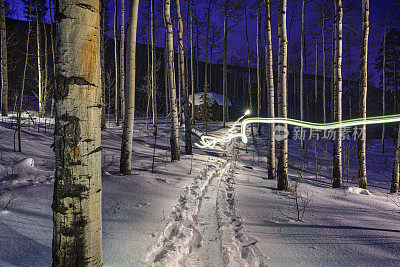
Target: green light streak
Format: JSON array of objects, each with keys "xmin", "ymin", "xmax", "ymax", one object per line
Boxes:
[{"xmin": 195, "ymin": 114, "xmax": 400, "ymax": 148}]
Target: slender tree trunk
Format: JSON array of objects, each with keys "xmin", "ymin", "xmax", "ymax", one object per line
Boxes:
[
  {"xmin": 0, "ymin": 0, "xmax": 8, "ymax": 116},
  {"xmin": 101, "ymin": 0, "xmax": 106, "ymax": 130},
  {"xmin": 36, "ymin": 4, "xmax": 43, "ymax": 118},
  {"xmin": 314, "ymin": 33, "xmax": 318, "ymax": 118},
  {"xmin": 381, "ymin": 26, "xmax": 387, "ymax": 154},
  {"xmin": 17, "ymin": 5, "xmax": 32, "ymax": 152},
  {"xmin": 331, "ymin": 13, "xmax": 335, "ymax": 123},
  {"xmin": 358, "ymin": 0, "xmax": 369, "ymax": 189},
  {"xmin": 114, "ymin": 0, "xmax": 119, "ymax": 125},
  {"xmin": 165, "ymin": 0, "xmax": 180, "ymax": 161},
  {"xmin": 120, "ymin": 0, "xmax": 125, "ymax": 121},
  {"xmin": 332, "ymin": 0, "xmax": 343, "ymax": 188},
  {"xmin": 245, "ymin": 5, "xmax": 253, "ymax": 134},
  {"xmin": 203, "ymin": 0, "xmax": 212, "ymax": 91},
  {"xmin": 52, "ymin": 0, "xmax": 102, "ymax": 264},
  {"xmin": 190, "ymin": 0, "xmax": 195, "ymax": 124},
  {"xmin": 222, "ymin": 2, "xmax": 228, "ymax": 127},
  {"xmin": 347, "ymin": 39, "xmax": 351, "ymax": 118},
  {"xmin": 265, "ymin": 0, "xmax": 275, "ymax": 180},
  {"xmin": 391, "ymin": 127, "xmax": 400, "ymax": 193},
  {"xmin": 49, "ymin": 0, "xmax": 57, "ymax": 118},
  {"xmin": 257, "ymin": 2, "xmax": 261, "ymax": 135},
  {"xmin": 277, "ymin": 0, "xmax": 288, "ymax": 190},
  {"xmin": 300, "ymin": 0, "xmax": 305, "ymax": 148},
  {"xmin": 164, "ymin": 27, "xmax": 169, "ymax": 115},
  {"xmin": 120, "ymin": 0, "xmax": 140, "ymax": 175},
  {"xmin": 176, "ymin": 0, "xmax": 191, "ymax": 154},
  {"xmin": 151, "ymin": 0, "xmax": 156, "ymax": 130},
  {"xmin": 177, "ymin": 47, "xmax": 182, "ymax": 124},
  {"xmin": 322, "ymin": 11, "xmax": 326, "ymax": 124},
  {"xmin": 42, "ymin": 15, "xmax": 48, "ymax": 117}
]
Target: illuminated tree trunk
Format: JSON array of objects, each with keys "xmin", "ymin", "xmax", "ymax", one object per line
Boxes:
[
  {"xmin": 114, "ymin": 0, "xmax": 119, "ymax": 124},
  {"xmin": 322, "ymin": 11, "xmax": 326, "ymax": 123},
  {"xmin": 300, "ymin": 0, "xmax": 305, "ymax": 148},
  {"xmin": 176, "ymin": 0, "xmax": 191, "ymax": 155},
  {"xmin": 381, "ymin": 26, "xmax": 387, "ymax": 154},
  {"xmin": 52, "ymin": 0, "xmax": 102, "ymax": 265},
  {"xmin": 49, "ymin": 0, "xmax": 57, "ymax": 118},
  {"xmin": 0, "ymin": 0, "xmax": 8, "ymax": 116},
  {"xmin": 165, "ymin": 0, "xmax": 180, "ymax": 161},
  {"xmin": 391, "ymin": 129, "xmax": 400, "ymax": 193},
  {"xmin": 257, "ymin": 2, "xmax": 261, "ymax": 135},
  {"xmin": 120, "ymin": 0, "xmax": 125, "ymax": 121},
  {"xmin": 332, "ymin": 0, "xmax": 343, "ymax": 188},
  {"xmin": 222, "ymin": 2, "xmax": 228, "ymax": 127},
  {"xmin": 190, "ymin": 0, "xmax": 195, "ymax": 124},
  {"xmin": 120, "ymin": 0, "xmax": 139, "ymax": 175},
  {"xmin": 277, "ymin": 0, "xmax": 288, "ymax": 190},
  {"xmin": 245, "ymin": 4, "xmax": 253, "ymax": 134},
  {"xmin": 151, "ymin": 0, "xmax": 156, "ymax": 130},
  {"xmin": 265, "ymin": 0, "xmax": 275, "ymax": 180},
  {"xmin": 358, "ymin": 0, "xmax": 369, "ymax": 189},
  {"xmin": 36, "ymin": 3, "xmax": 44, "ymax": 117},
  {"xmin": 42, "ymin": 15, "xmax": 48, "ymax": 117}
]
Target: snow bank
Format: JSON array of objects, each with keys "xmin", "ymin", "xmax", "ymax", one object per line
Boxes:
[{"xmin": 345, "ymin": 186, "xmax": 373, "ymax": 196}]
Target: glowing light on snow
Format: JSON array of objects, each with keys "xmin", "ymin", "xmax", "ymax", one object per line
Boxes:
[{"xmin": 195, "ymin": 113, "xmax": 400, "ymax": 148}]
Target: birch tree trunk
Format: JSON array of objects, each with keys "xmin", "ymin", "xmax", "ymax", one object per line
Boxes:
[
  {"xmin": 381, "ymin": 26, "xmax": 386, "ymax": 154},
  {"xmin": 265, "ymin": 0, "xmax": 275, "ymax": 180},
  {"xmin": 36, "ymin": 4, "xmax": 44, "ymax": 117},
  {"xmin": 277, "ymin": 0, "xmax": 288, "ymax": 190},
  {"xmin": 331, "ymin": 13, "xmax": 335, "ymax": 123},
  {"xmin": 391, "ymin": 128, "xmax": 400, "ymax": 193},
  {"xmin": 314, "ymin": 33, "xmax": 318, "ymax": 117},
  {"xmin": 42, "ymin": 15, "xmax": 48, "ymax": 117},
  {"xmin": 203, "ymin": 0, "xmax": 212, "ymax": 91},
  {"xmin": 52, "ymin": 0, "xmax": 102, "ymax": 264},
  {"xmin": 257, "ymin": 2, "xmax": 261, "ymax": 135},
  {"xmin": 322, "ymin": 11, "xmax": 326, "ymax": 124},
  {"xmin": 300, "ymin": 0, "xmax": 305, "ymax": 148},
  {"xmin": 151, "ymin": 0, "xmax": 156, "ymax": 131},
  {"xmin": 120, "ymin": 0, "xmax": 139, "ymax": 175},
  {"xmin": 50, "ymin": 0, "xmax": 57, "ymax": 118},
  {"xmin": 176, "ymin": 0, "xmax": 192, "ymax": 155},
  {"xmin": 222, "ymin": 2, "xmax": 228, "ymax": 127},
  {"xmin": 332, "ymin": 0, "xmax": 343, "ymax": 188},
  {"xmin": 190, "ymin": 0, "xmax": 195, "ymax": 124},
  {"xmin": 114, "ymin": 0, "xmax": 118, "ymax": 125},
  {"xmin": 245, "ymin": 4, "xmax": 253, "ymax": 134},
  {"xmin": 120, "ymin": 0, "xmax": 125, "ymax": 121},
  {"xmin": 358, "ymin": 0, "xmax": 369, "ymax": 189},
  {"xmin": 165, "ymin": 0, "xmax": 180, "ymax": 161},
  {"xmin": 0, "ymin": 0, "xmax": 8, "ymax": 116}
]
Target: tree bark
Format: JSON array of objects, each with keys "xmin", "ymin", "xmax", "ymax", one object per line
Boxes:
[
  {"xmin": 222, "ymin": 2, "xmax": 228, "ymax": 127},
  {"xmin": 114, "ymin": 0, "xmax": 119, "ymax": 125},
  {"xmin": 203, "ymin": 0, "xmax": 212, "ymax": 91},
  {"xmin": 300, "ymin": 0, "xmax": 305, "ymax": 148},
  {"xmin": 176, "ymin": 0, "xmax": 192, "ymax": 155},
  {"xmin": 257, "ymin": 2, "xmax": 261, "ymax": 135},
  {"xmin": 358, "ymin": 0, "xmax": 369, "ymax": 189},
  {"xmin": 332, "ymin": 0, "xmax": 343, "ymax": 188},
  {"xmin": 0, "ymin": 0, "xmax": 8, "ymax": 116},
  {"xmin": 245, "ymin": 4, "xmax": 253, "ymax": 134},
  {"xmin": 265, "ymin": 0, "xmax": 275, "ymax": 180},
  {"xmin": 52, "ymin": 0, "xmax": 102, "ymax": 265},
  {"xmin": 120, "ymin": 0, "xmax": 139, "ymax": 175},
  {"xmin": 36, "ymin": 3, "xmax": 44, "ymax": 117},
  {"xmin": 314, "ymin": 32, "xmax": 318, "ymax": 118},
  {"xmin": 165, "ymin": 0, "xmax": 180, "ymax": 161},
  {"xmin": 277, "ymin": 0, "xmax": 288, "ymax": 190},
  {"xmin": 120, "ymin": 0, "xmax": 125, "ymax": 121},
  {"xmin": 100, "ymin": 0, "xmax": 106, "ymax": 130},
  {"xmin": 322, "ymin": 11, "xmax": 326, "ymax": 123},
  {"xmin": 381, "ymin": 26, "xmax": 387, "ymax": 154},
  {"xmin": 190, "ymin": 0, "xmax": 195, "ymax": 124}
]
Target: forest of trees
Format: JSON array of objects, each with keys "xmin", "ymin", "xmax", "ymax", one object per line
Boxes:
[{"xmin": 1, "ymin": 0, "xmax": 400, "ymax": 265}]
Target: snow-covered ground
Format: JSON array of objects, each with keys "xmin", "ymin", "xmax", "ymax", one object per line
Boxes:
[{"xmin": 0, "ymin": 113, "xmax": 399, "ymax": 266}]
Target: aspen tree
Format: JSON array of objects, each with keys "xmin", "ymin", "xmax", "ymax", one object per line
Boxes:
[{"xmin": 0, "ymin": 0, "xmax": 8, "ymax": 116}]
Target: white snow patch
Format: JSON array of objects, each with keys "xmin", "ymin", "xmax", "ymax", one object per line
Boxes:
[{"xmin": 346, "ymin": 186, "xmax": 373, "ymax": 196}]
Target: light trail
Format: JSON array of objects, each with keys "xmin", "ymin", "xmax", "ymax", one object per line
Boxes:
[{"xmin": 195, "ymin": 113, "xmax": 400, "ymax": 149}]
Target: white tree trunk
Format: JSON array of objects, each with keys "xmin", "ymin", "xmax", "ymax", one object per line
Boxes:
[
  {"xmin": 190, "ymin": 0, "xmax": 195, "ymax": 124},
  {"xmin": 176, "ymin": 0, "xmax": 192, "ymax": 155},
  {"xmin": 265, "ymin": 0, "xmax": 275, "ymax": 180},
  {"xmin": 114, "ymin": 0, "xmax": 119, "ymax": 124},
  {"xmin": 52, "ymin": 0, "xmax": 102, "ymax": 264},
  {"xmin": 120, "ymin": 0, "xmax": 125, "ymax": 121},
  {"xmin": 120, "ymin": 0, "xmax": 139, "ymax": 175},
  {"xmin": 165, "ymin": 0, "xmax": 180, "ymax": 161},
  {"xmin": 36, "ymin": 4, "xmax": 43, "ymax": 117},
  {"xmin": 0, "ymin": 0, "xmax": 8, "ymax": 116},
  {"xmin": 322, "ymin": 11, "xmax": 326, "ymax": 123},
  {"xmin": 332, "ymin": 0, "xmax": 343, "ymax": 188},
  {"xmin": 358, "ymin": 0, "xmax": 369, "ymax": 189},
  {"xmin": 277, "ymin": 0, "xmax": 288, "ymax": 190},
  {"xmin": 314, "ymin": 33, "xmax": 318, "ymax": 116},
  {"xmin": 300, "ymin": 0, "xmax": 305, "ymax": 148},
  {"xmin": 381, "ymin": 26, "xmax": 387, "ymax": 154},
  {"xmin": 257, "ymin": 3, "xmax": 261, "ymax": 135},
  {"xmin": 222, "ymin": 2, "xmax": 228, "ymax": 127}
]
